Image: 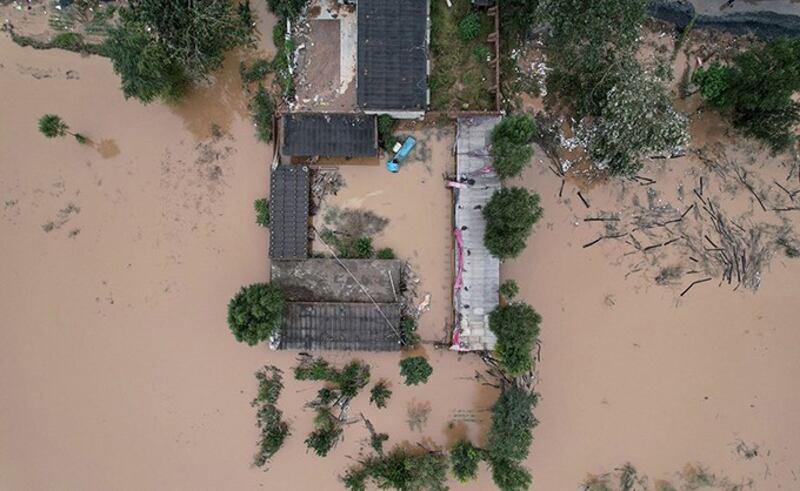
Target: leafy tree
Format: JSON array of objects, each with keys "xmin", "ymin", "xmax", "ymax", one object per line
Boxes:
[
  {"xmin": 487, "ymin": 385, "xmax": 539, "ymax": 462},
  {"xmin": 227, "ymin": 283, "xmax": 285, "ymax": 346},
  {"xmin": 692, "ymin": 62, "xmax": 731, "ymax": 107},
  {"xmin": 483, "ymin": 187, "xmax": 543, "ymax": 259},
  {"xmin": 254, "ymin": 365, "xmax": 283, "ymax": 405},
  {"xmin": 305, "ymin": 407, "xmax": 342, "ymax": 457},
  {"xmin": 491, "ymin": 114, "xmax": 537, "ymax": 179},
  {"xmin": 489, "ymin": 458, "xmax": 532, "ymax": 491},
  {"xmin": 489, "ymin": 302, "xmax": 542, "ymax": 377},
  {"xmin": 584, "ymin": 61, "xmax": 688, "ymax": 176},
  {"xmin": 37, "ymin": 114, "xmax": 87, "ymax": 143},
  {"xmin": 254, "ymin": 198, "xmax": 270, "ymax": 227},
  {"xmin": 459, "ymin": 12, "xmax": 481, "ymax": 41},
  {"xmin": 498, "ymin": 279, "xmax": 520, "ymax": 301},
  {"xmin": 451, "ymin": 439, "xmax": 482, "ymax": 482},
  {"xmin": 106, "ymin": 0, "xmax": 252, "ymax": 103},
  {"xmin": 370, "ymin": 381, "xmax": 392, "ymax": 409},
  {"xmin": 500, "ymin": 0, "xmax": 539, "ymax": 46},
  {"xmin": 698, "ymin": 38, "xmax": 800, "ymax": 150},
  {"xmin": 540, "ymin": 0, "xmax": 648, "ymax": 116},
  {"xmin": 254, "ymin": 404, "xmax": 290, "ymax": 466},
  {"xmin": 399, "ymin": 357, "xmax": 433, "ymax": 386},
  {"xmin": 341, "ymin": 447, "xmax": 449, "ymax": 491}
]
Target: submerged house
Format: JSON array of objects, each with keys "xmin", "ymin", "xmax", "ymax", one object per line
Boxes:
[
  {"xmin": 271, "ymin": 259, "xmax": 403, "ymax": 351},
  {"xmin": 451, "ymin": 116, "xmax": 501, "ymax": 351},
  {"xmin": 357, "ymin": 0, "xmax": 430, "ymax": 119},
  {"xmin": 279, "ymin": 113, "xmax": 379, "ymax": 165}
]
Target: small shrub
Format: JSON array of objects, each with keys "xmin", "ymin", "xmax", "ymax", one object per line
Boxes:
[
  {"xmin": 498, "ymin": 280, "xmax": 519, "ymax": 300},
  {"xmin": 353, "ymin": 237, "xmax": 374, "ymax": 259},
  {"xmin": 399, "ymin": 357, "xmax": 432, "ymax": 386},
  {"xmin": 376, "ymin": 247, "xmax": 396, "ymax": 259},
  {"xmin": 451, "ymin": 439, "xmax": 482, "ymax": 482},
  {"xmin": 459, "ymin": 12, "xmax": 481, "ymax": 42},
  {"xmin": 251, "ymin": 85, "xmax": 275, "ymax": 142},
  {"xmin": 370, "ymin": 381, "xmax": 392, "ymax": 409},
  {"xmin": 51, "ymin": 32, "xmax": 84, "ymax": 51},
  {"xmin": 692, "ymin": 63, "xmax": 730, "ymax": 108},
  {"xmin": 254, "ymin": 198, "xmax": 270, "ymax": 227},
  {"xmin": 473, "ymin": 44, "xmax": 491, "ymax": 62},
  {"xmin": 399, "ymin": 318, "xmax": 421, "ymax": 348},
  {"xmin": 377, "ymin": 114, "xmax": 398, "ymax": 151}
]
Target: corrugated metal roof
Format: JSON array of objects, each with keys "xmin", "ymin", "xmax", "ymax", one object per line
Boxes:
[
  {"xmin": 454, "ymin": 116, "xmax": 501, "ymax": 351},
  {"xmin": 269, "ymin": 165, "xmax": 310, "ymax": 259},
  {"xmin": 281, "ymin": 113, "xmax": 378, "ymax": 157},
  {"xmin": 357, "ymin": 0, "xmax": 429, "ymax": 111},
  {"xmin": 278, "ymin": 302, "xmax": 401, "ymax": 351},
  {"xmin": 271, "ymin": 259, "xmax": 401, "ymax": 303}
]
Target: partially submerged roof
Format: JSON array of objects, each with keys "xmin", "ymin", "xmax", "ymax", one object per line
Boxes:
[
  {"xmin": 357, "ymin": 0, "xmax": 429, "ymax": 112},
  {"xmin": 271, "ymin": 259, "xmax": 401, "ymax": 303},
  {"xmin": 278, "ymin": 302, "xmax": 401, "ymax": 351},
  {"xmin": 269, "ymin": 165, "xmax": 310, "ymax": 260},
  {"xmin": 453, "ymin": 116, "xmax": 502, "ymax": 351},
  {"xmin": 280, "ymin": 113, "xmax": 378, "ymax": 157}
]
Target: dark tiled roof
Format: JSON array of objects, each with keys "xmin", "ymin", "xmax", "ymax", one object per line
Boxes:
[
  {"xmin": 357, "ymin": 0, "xmax": 428, "ymax": 111},
  {"xmin": 281, "ymin": 113, "xmax": 378, "ymax": 157},
  {"xmin": 269, "ymin": 165, "xmax": 310, "ymax": 259},
  {"xmin": 278, "ymin": 302, "xmax": 401, "ymax": 351},
  {"xmin": 271, "ymin": 259, "xmax": 401, "ymax": 303}
]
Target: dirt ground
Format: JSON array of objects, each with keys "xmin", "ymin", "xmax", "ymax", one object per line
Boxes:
[{"xmin": 2, "ymin": 3, "xmax": 800, "ymax": 491}]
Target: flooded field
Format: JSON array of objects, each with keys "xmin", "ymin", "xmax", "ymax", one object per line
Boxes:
[{"xmin": 2, "ymin": 3, "xmax": 800, "ymax": 491}]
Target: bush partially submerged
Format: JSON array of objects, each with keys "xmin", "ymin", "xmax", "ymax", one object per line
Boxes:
[
  {"xmin": 254, "ymin": 366, "xmax": 283, "ymax": 405},
  {"xmin": 254, "ymin": 198, "xmax": 270, "ymax": 227},
  {"xmin": 484, "ymin": 187, "xmax": 543, "ymax": 259},
  {"xmin": 399, "ymin": 318, "xmax": 421, "ymax": 348},
  {"xmin": 341, "ymin": 447, "xmax": 449, "ymax": 491},
  {"xmin": 294, "ymin": 357, "xmax": 371, "ymax": 399},
  {"xmin": 450, "ymin": 439, "xmax": 482, "ymax": 482},
  {"xmin": 250, "ymin": 85, "xmax": 275, "ymax": 142},
  {"xmin": 487, "ymin": 385, "xmax": 539, "ymax": 462},
  {"xmin": 252, "ymin": 366, "xmax": 289, "ymax": 467},
  {"xmin": 498, "ymin": 279, "xmax": 520, "ymax": 301},
  {"xmin": 399, "ymin": 357, "xmax": 433, "ymax": 385},
  {"xmin": 369, "ymin": 381, "xmax": 392, "ymax": 409},
  {"xmin": 305, "ymin": 407, "xmax": 343, "ymax": 457}
]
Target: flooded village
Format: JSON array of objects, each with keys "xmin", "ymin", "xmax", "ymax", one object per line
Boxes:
[{"xmin": 1, "ymin": 1, "xmax": 800, "ymax": 490}]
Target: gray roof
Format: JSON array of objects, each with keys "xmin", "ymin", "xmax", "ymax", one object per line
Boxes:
[
  {"xmin": 278, "ymin": 302, "xmax": 401, "ymax": 351},
  {"xmin": 269, "ymin": 165, "xmax": 310, "ymax": 259},
  {"xmin": 281, "ymin": 113, "xmax": 378, "ymax": 157},
  {"xmin": 453, "ymin": 116, "xmax": 502, "ymax": 351},
  {"xmin": 357, "ymin": 0, "xmax": 428, "ymax": 111},
  {"xmin": 271, "ymin": 259, "xmax": 401, "ymax": 303}
]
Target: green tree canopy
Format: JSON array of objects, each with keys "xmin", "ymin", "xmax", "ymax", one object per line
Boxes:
[
  {"xmin": 369, "ymin": 381, "xmax": 392, "ymax": 409},
  {"xmin": 695, "ymin": 38, "xmax": 800, "ymax": 150},
  {"xmin": 489, "ymin": 458, "xmax": 533, "ymax": 491},
  {"xmin": 106, "ymin": 0, "xmax": 251, "ymax": 103},
  {"xmin": 491, "ymin": 114, "xmax": 537, "ymax": 179},
  {"xmin": 399, "ymin": 356, "xmax": 433, "ymax": 386},
  {"xmin": 584, "ymin": 61, "xmax": 688, "ymax": 176},
  {"xmin": 489, "ymin": 302, "xmax": 542, "ymax": 376},
  {"xmin": 227, "ymin": 283, "xmax": 285, "ymax": 346},
  {"xmin": 540, "ymin": 0, "xmax": 648, "ymax": 116},
  {"xmin": 483, "ymin": 187, "xmax": 543, "ymax": 259},
  {"xmin": 450, "ymin": 439, "xmax": 482, "ymax": 482},
  {"xmin": 38, "ymin": 114, "xmax": 68, "ymax": 138},
  {"xmin": 487, "ymin": 385, "xmax": 539, "ymax": 462},
  {"xmin": 342, "ymin": 447, "xmax": 449, "ymax": 491}
]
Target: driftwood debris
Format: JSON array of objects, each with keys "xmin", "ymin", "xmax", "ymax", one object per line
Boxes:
[
  {"xmin": 680, "ymin": 277, "xmax": 712, "ymax": 297},
  {"xmin": 577, "ymin": 191, "xmax": 591, "ymax": 209}
]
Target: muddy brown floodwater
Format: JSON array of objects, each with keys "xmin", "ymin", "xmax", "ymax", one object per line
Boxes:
[{"xmin": 2, "ymin": 5, "xmax": 800, "ymax": 491}]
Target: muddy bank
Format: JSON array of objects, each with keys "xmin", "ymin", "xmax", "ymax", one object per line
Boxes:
[{"xmin": 649, "ymin": 0, "xmax": 800, "ymax": 38}]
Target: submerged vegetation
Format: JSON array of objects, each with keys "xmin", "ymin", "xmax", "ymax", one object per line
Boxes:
[
  {"xmin": 252, "ymin": 366, "xmax": 289, "ymax": 467},
  {"xmin": 399, "ymin": 357, "xmax": 433, "ymax": 386},
  {"xmin": 37, "ymin": 114, "xmax": 88, "ymax": 144},
  {"xmin": 450, "ymin": 439, "xmax": 482, "ymax": 482},
  {"xmin": 341, "ymin": 446, "xmax": 449, "ymax": 491},
  {"xmin": 254, "ymin": 198, "xmax": 270, "ymax": 227}
]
